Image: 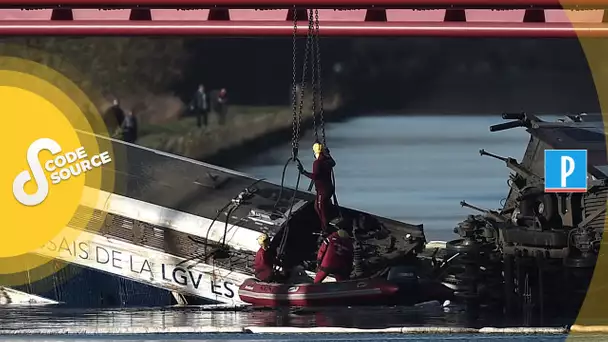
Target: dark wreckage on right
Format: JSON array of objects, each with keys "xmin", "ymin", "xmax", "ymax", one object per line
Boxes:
[
  {"xmin": 238, "ymin": 112, "xmax": 606, "ymax": 318},
  {"xmin": 437, "ymin": 112, "xmax": 607, "ymax": 317}
]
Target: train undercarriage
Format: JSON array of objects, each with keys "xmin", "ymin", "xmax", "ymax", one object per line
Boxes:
[{"xmin": 436, "ymin": 112, "xmax": 605, "ymax": 321}]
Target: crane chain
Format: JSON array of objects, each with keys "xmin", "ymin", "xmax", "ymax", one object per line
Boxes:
[
  {"xmin": 290, "ymin": 8, "xmax": 299, "ymax": 159},
  {"xmin": 309, "ymin": 9, "xmax": 325, "ymax": 147},
  {"xmin": 311, "ymin": 9, "xmax": 339, "ymax": 216},
  {"xmin": 307, "ymin": 9, "xmax": 328, "ymax": 194},
  {"xmin": 276, "ymin": 7, "xmax": 315, "ymax": 262},
  {"xmin": 314, "ymin": 8, "xmax": 326, "ymax": 148},
  {"xmin": 290, "ymin": 7, "xmax": 315, "ymax": 159},
  {"xmin": 273, "ymin": 8, "xmax": 310, "ymax": 213},
  {"xmin": 310, "ymin": 8, "xmax": 318, "ymax": 144},
  {"xmin": 296, "ymin": 9, "xmax": 315, "ymax": 144}
]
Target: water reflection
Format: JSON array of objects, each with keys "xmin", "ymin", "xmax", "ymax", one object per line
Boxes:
[
  {"xmin": 0, "ymin": 305, "xmax": 446, "ymax": 331},
  {"xmin": 0, "ymin": 303, "xmax": 572, "ymax": 333},
  {"xmin": 0, "ymin": 334, "xmax": 575, "ymax": 342},
  {"xmin": 238, "ymin": 115, "xmax": 539, "ymax": 241}
]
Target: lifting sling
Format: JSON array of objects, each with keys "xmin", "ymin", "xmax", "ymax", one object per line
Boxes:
[{"xmin": 275, "ymin": 8, "xmax": 316, "ymax": 262}]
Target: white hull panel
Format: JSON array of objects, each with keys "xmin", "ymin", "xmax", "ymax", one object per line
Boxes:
[
  {"xmin": 0, "ymin": 287, "xmax": 60, "ymax": 306},
  {"xmin": 81, "ymin": 187, "xmax": 305, "ymax": 254},
  {"xmin": 35, "ymin": 227, "xmax": 250, "ymax": 305}
]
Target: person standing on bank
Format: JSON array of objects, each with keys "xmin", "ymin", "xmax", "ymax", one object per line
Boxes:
[
  {"xmin": 105, "ymin": 98, "xmax": 125, "ymax": 136},
  {"xmin": 298, "ymin": 142, "xmax": 336, "ymax": 232},
  {"xmin": 216, "ymin": 88, "xmax": 228, "ymax": 126},
  {"xmin": 189, "ymin": 84, "xmax": 209, "ymax": 128},
  {"xmin": 121, "ymin": 110, "xmax": 138, "ymax": 143}
]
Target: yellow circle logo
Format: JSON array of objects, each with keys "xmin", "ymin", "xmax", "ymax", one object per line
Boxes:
[
  {"xmin": 4, "ymin": 85, "xmax": 85, "ymax": 257},
  {"xmin": 0, "ymin": 55, "xmax": 115, "ymax": 283}
]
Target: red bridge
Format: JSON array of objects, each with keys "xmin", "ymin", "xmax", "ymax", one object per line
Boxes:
[{"xmin": 1, "ymin": 0, "xmax": 608, "ymax": 36}]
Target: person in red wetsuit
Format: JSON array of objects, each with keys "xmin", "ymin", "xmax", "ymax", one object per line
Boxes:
[
  {"xmin": 314, "ymin": 229, "xmax": 354, "ymax": 283},
  {"xmin": 298, "ymin": 142, "xmax": 336, "ymax": 232},
  {"xmin": 254, "ymin": 233, "xmax": 277, "ymax": 282}
]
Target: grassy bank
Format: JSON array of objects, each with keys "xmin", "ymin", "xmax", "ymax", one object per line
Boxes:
[
  {"xmin": 136, "ymin": 95, "xmax": 343, "ymax": 162},
  {"xmin": 137, "ymin": 105, "xmax": 289, "ymax": 160}
]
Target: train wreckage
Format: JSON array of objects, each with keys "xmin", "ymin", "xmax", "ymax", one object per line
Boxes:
[
  {"xmin": 1, "ymin": 112, "xmax": 603, "ymax": 318},
  {"xmin": 438, "ymin": 112, "xmax": 604, "ymax": 318},
  {"xmin": 0, "ymin": 128, "xmax": 434, "ymax": 308}
]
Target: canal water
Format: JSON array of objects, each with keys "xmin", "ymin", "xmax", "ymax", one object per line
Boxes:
[{"xmin": 237, "ymin": 114, "xmax": 534, "ymax": 242}]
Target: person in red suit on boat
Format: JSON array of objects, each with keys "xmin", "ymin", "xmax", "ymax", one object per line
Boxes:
[
  {"xmin": 254, "ymin": 233, "xmax": 277, "ymax": 282},
  {"xmin": 298, "ymin": 142, "xmax": 336, "ymax": 232},
  {"xmin": 314, "ymin": 229, "xmax": 354, "ymax": 283}
]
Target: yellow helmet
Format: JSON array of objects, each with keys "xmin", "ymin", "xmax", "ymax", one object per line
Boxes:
[
  {"xmin": 257, "ymin": 233, "xmax": 269, "ymax": 247},
  {"xmin": 337, "ymin": 229, "xmax": 349, "ymax": 238},
  {"xmin": 313, "ymin": 142, "xmax": 323, "ymax": 155}
]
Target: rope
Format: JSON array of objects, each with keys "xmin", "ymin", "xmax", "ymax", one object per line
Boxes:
[
  {"xmin": 331, "ymin": 171, "xmax": 342, "ymax": 218},
  {"xmin": 273, "ymin": 157, "xmax": 296, "ymax": 213},
  {"xmin": 277, "ymin": 170, "xmax": 302, "ymax": 260},
  {"xmin": 179, "ymin": 178, "xmax": 266, "ymax": 267},
  {"xmin": 194, "ymin": 202, "xmax": 231, "ymax": 265},
  {"xmin": 177, "ymin": 204, "xmax": 233, "ymax": 267},
  {"xmin": 222, "ymin": 206, "xmax": 238, "ymax": 246}
]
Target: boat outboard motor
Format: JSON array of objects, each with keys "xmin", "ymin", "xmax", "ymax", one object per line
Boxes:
[{"xmin": 387, "ymin": 265, "xmax": 419, "ymax": 302}]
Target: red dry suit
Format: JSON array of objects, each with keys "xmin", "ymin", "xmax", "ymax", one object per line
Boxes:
[
  {"xmin": 314, "ymin": 231, "xmax": 354, "ymax": 283},
  {"xmin": 254, "ymin": 247, "xmax": 276, "ymax": 282},
  {"xmin": 302, "ymin": 153, "xmax": 336, "ymax": 231}
]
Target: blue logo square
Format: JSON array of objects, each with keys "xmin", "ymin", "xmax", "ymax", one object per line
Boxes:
[{"xmin": 544, "ymin": 149, "xmax": 587, "ymax": 193}]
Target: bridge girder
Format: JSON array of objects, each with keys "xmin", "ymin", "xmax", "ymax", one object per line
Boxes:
[
  {"xmin": 3, "ymin": 0, "xmax": 608, "ymax": 8},
  {"xmin": 1, "ymin": 0, "xmax": 608, "ymax": 36}
]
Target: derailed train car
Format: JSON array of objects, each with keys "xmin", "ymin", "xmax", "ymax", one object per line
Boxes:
[
  {"xmin": 440, "ymin": 112, "xmax": 606, "ymax": 316},
  {"xmin": 1, "ymin": 131, "xmax": 434, "ymax": 307}
]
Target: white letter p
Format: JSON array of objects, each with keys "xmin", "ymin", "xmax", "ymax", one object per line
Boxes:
[{"xmin": 561, "ymin": 156, "xmax": 575, "ymax": 188}]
